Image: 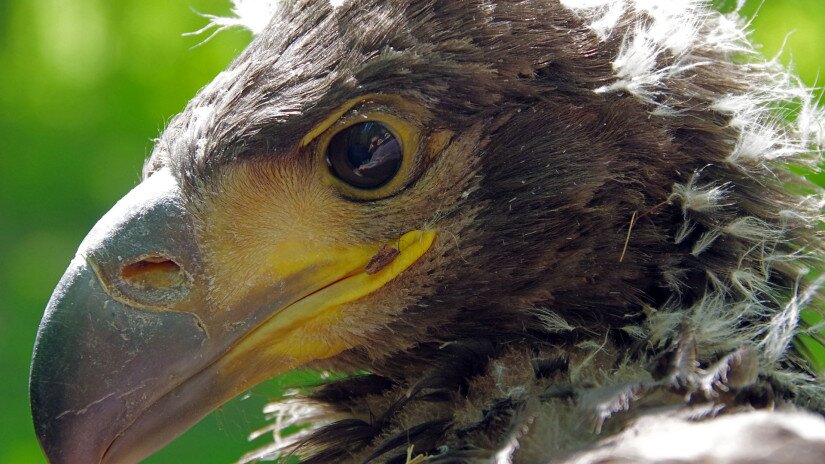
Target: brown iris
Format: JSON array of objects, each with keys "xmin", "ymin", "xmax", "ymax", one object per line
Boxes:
[{"xmin": 326, "ymin": 122, "xmax": 403, "ymax": 189}]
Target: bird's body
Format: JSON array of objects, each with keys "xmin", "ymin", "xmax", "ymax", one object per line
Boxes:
[{"xmin": 29, "ymin": 1, "xmax": 825, "ymax": 463}]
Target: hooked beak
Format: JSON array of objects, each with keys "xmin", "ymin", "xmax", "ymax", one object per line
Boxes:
[{"xmin": 30, "ymin": 168, "xmax": 434, "ymax": 463}]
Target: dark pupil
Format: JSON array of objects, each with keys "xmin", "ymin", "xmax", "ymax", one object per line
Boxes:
[{"xmin": 326, "ymin": 122, "xmax": 402, "ymax": 189}]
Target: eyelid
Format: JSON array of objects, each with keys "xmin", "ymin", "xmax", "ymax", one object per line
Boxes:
[
  {"xmin": 322, "ymin": 108, "xmax": 413, "ymax": 142},
  {"xmin": 300, "ymin": 94, "xmax": 420, "ymax": 148}
]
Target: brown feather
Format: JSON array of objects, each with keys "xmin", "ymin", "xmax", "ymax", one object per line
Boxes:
[{"xmin": 144, "ymin": 0, "xmax": 825, "ymax": 462}]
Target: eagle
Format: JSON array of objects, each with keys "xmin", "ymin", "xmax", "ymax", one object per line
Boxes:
[{"xmin": 29, "ymin": 0, "xmax": 825, "ymax": 463}]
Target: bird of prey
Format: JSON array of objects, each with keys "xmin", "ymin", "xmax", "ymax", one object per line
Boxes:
[{"xmin": 29, "ymin": 0, "xmax": 825, "ymax": 463}]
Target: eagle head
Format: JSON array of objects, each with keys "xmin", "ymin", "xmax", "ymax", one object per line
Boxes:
[{"xmin": 30, "ymin": 1, "xmax": 825, "ymax": 463}]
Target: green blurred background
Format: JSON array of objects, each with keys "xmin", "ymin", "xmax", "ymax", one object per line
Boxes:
[{"xmin": 0, "ymin": 1, "xmax": 822, "ymax": 462}]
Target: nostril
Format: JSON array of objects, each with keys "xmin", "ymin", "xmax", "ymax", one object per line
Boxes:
[
  {"xmin": 95, "ymin": 253, "xmax": 193, "ymax": 309},
  {"xmin": 121, "ymin": 256, "xmax": 187, "ymax": 290}
]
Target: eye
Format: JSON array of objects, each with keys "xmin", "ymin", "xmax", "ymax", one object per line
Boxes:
[
  {"xmin": 309, "ymin": 104, "xmax": 422, "ymax": 201},
  {"xmin": 326, "ymin": 122, "xmax": 403, "ymax": 189}
]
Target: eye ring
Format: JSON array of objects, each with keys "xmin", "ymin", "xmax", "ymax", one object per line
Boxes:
[{"xmin": 316, "ymin": 112, "xmax": 420, "ymax": 201}]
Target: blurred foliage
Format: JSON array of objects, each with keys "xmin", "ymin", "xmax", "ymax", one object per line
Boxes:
[{"xmin": 0, "ymin": 1, "xmax": 823, "ymax": 463}]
